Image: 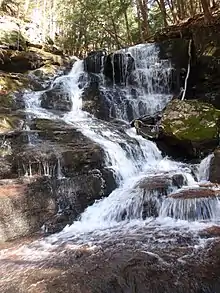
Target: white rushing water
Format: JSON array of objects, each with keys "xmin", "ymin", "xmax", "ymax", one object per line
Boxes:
[
  {"xmin": 19, "ymin": 43, "xmax": 220, "ymax": 252},
  {"xmin": 99, "ymin": 44, "xmax": 173, "ymax": 121},
  {"xmin": 197, "ymin": 153, "xmax": 214, "ymax": 181}
]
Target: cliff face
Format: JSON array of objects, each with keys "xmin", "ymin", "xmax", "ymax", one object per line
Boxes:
[{"xmin": 153, "ymin": 14, "xmax": 220, "ymax": 109}]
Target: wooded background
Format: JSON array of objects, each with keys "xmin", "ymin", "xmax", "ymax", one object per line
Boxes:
[{"xmin": 0, "ymin": 0, "xmax": 219, "ymax": 55}]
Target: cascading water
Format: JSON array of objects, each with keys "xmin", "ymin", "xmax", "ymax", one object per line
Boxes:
[
  {"xmin": 97, "ymin": 44, "xmax": 173, "ymax": 121},
  {"xmin": 2, "ymin": 43, "xmax": 219, "ymax": 258},
  {"xmin": 197, "ymin": 153, "xmax": 214, "ymax": 181}
]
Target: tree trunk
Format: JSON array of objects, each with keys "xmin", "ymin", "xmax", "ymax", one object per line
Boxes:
[
  {"xmin": 135, "ymin": 0, "xmax": 144, "ymax": 42},
  {"xmin": 156, "ymin": 0, "xmax": 168, "ymax": 27},
  {"xmin": 179, "ymin": 0, "xmax": 186, "ymax": 19},
  {"xmin": 120, "ymin": 0, "xmax": 132, "ymax": 44},
  {"xmin": 167, "ymin": 0, "xmax": 179, "ymax": 23},
  {"xmin": 137, "ymin": 0, "xmax": 149, "ymax": 40},
  {"xmin": 189, "ymin": 0, "xmax": 195, "ymax": 15},
  {"xmin": 107, "ymin": 0, "xmax": 121, "ymax": 49},
  {"xmin": 200, "ymin": 0, "xmax": 213, "ymax": 22}
]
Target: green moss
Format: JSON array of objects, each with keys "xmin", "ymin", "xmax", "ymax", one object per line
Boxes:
[{"xmin": 162, "ymin": 99, "xmax": 220, "ymax": 142}]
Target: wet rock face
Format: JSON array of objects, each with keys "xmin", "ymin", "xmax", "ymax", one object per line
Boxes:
[
  {"xmin": 1, "ymin": 235, "xmax": 220, "ymax": 293},
  {"xmin": 135, "ymin": 173, "xmax": 185, "ymax": 194},
  {"xmin": 209, "ymin": 148, "xmax": 220, "ymax": 183},
  {"xmin": 199, "ymin": 226, "xmax": 220, "ymax": 238},
  {"xmin": 41, "ymin": 84, "xmax": 72, "ymax": 112},
  {"xmin": 186, "ymin": 25, "xmax": 220, "ymax": 109},
  {"xmin": 84, "ymin": 50, "xmax": 107, "ymax": 74},
  {"xmin": 82, "ymin": 77, "xmax": 111, "ymax": 120},
  {"xmin": 117, "ymin": 173, "xmax": 186, "ymax": 220},
  {"xmin": 157, "ymin": 99, "xmax": 220, "ymax": 159},
  {"xmin": 84, "ymin": 50, "xmax": 135, "ymax": 85},
  {"xmin": 0, "ymin": 178, "xmax": 56, "ymax": 242},
  {"xmin": 158, "ymin": 38, "xmax": 191, "ymax": 95},
  {"xmin": 0, "ymin": 118, "xmax": 117, "ymax": 238},
  {"xmin": 104, "ymin": 52, "xmax": 135, "ymax": 84}
]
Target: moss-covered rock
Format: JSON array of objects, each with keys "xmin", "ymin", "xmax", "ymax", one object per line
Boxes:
[
  {"xmin": 158, "ymin": 99, "xmax": 220, "ymax": 158},
  {"xmin": 162, "ymin": 99, "xmax": 220, "ymax": 141}
]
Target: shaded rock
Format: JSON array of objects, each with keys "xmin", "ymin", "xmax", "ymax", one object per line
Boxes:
[
  {"xmin": 186, "ymin": 25, "xmax": 220, "ymax": 109},
  {"xmin": 0, "ymin": 157, "xmax": 14, "ymax": 179},
  {"xmin": 209, "ymin": 148, "xmax": 220, "ymax": 183},
  {"xmin": 82, "ymin": 76, "xmax": 111, "ymax": 120},
  {"xmin": 0, "ymin": 50, "xmax": 44, "ymax": 73},
  {"xmin": 0, "ymin": 178, "xmax": 56, "ymax": 242},
  {"xmin": 104, "ymin": 52, "xmax": 135, "ymax": 84},
  {"xmin": 47, "ymin": 169, "xmax": 116, "ymax": 233},
  {"xmin": 158, "ymin": 38, "xmax": 191, "ymax": 95},
  {"xmin": 84, "ymin": 50, "xmax": 107, "ymax": 74},
  {"xmin": 41, "ymin": 84, "xmax": 72, "ymax": 112},
  {"xmin": 131, "ymin": 112, "xmax": 162, "ymax": 127},
  {"xmin": 43, "ymin": 210, "xmax": 74, "ymax": 234},
  {"xmin": 157, "ymin": 99, "xmax": 220, "ymax": 159}
]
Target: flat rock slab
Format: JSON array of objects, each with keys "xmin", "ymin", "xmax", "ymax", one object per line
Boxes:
[{"xmin": 168, "ymin": 187, "xmax": 220, "ymax": 199}]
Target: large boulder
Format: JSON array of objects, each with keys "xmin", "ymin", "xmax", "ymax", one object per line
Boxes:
[
  {"xmin": 157, "ymin": 99, "xmax": 220, "ymax": 159},
  {"xmin": 40, "ymin": 84, "xmax": 72, "ymax": 111},
  {"xmin": 0, "ymin": 50, "xmax": 44, "ymax": 72}
]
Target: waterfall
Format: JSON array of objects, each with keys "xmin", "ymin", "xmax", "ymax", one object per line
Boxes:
[
  {"xmin": 18, "ymin": 43, "xmax": 220, "ymax": 249},
  {"xmin": 98, "ymin": 44, "xmax": 173, "ymax": 121},
  {"xmin": 198, "ymin": 154, "xmax": 214, "ymax": 181}
]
